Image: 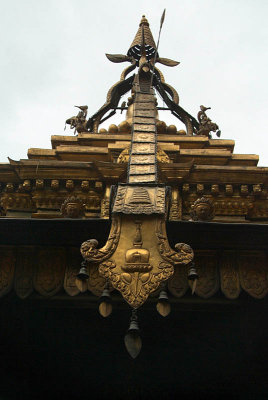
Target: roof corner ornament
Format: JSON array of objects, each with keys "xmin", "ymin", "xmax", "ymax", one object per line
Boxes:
[
  {"xmin": 65, "ymin": 105, "xmax": 88, "ymax": 134},
  {"xmin": 196, "ymin": 105, "xmax": 221, "ymax": 138}
]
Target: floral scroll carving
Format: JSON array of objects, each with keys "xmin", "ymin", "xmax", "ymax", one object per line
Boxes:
[{"xmin": 220, "ymin": 251, "xmax": 240, "ymax": 299}]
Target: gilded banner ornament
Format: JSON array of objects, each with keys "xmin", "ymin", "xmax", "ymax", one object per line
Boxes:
[
  {"xmin": 14, "ymin": 246, "xmax": 35, "ymax": 299},
  {"xmin": 81, "ymin": 214, "xmax": 193, "ymax": 308},
  {"xmin": 238, "ymin": 251, "xmax": 268, "ymax": 299},
  {"xmin": 194, "ymin": 251, "xmax": 219, "ymax": 298},
  {"xmin": 0, "ymin": 246, "xmax": 16, "ymax": 298},
  {"xmin": 34, "ymin": 247, "xmax": 66, "ymax": 297},
  {"xmin": 64, "ymin": 247, "xmax": 81, "ymax": 297},
  {"xmin": 220, "ymin": 251, "xmax": 240, "ymax": 300}
]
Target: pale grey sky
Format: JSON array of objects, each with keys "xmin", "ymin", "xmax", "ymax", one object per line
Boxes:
[{"xmin": 1, "ymin": 0, "xmax": 267, "ymax": 165}]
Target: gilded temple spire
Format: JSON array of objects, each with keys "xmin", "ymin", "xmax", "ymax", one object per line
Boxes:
[{"xmin": 127, "ymin": 15, "xmax": 157, "ymax": 62}]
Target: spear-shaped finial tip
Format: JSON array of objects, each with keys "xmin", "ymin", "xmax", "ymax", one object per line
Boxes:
[{"xmin": 160, "ymin": 9, "xmax": 166, "ymax": 29}]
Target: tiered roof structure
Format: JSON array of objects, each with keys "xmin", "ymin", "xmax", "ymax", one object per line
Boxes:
[
  {"xmin": 0, "ymin": 15, "xmax": 268, "ymax": 396},
  {"xmin": 0, "ymin": 15, "xmax": 267, "ymax": 305},
  {"xmin": 1, "ymin": 16, "xmax": 267, "ymax": 223}
]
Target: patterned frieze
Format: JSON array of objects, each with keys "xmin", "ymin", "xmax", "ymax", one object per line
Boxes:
[{"xmin": 0, "ymin": 245, "xmax": 266, "ymax": 300}]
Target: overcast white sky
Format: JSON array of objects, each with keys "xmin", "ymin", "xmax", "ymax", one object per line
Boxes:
[{"xmin": 1, "ymin": 0, "xmax": 267, "ymax": 165}]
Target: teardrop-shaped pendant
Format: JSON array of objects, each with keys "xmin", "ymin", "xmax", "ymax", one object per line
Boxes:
[
  {"xmin": 124, "ymin": 309, "xmax": 142, "ymax": 359},
  {"xmin": 156, "ymin": 287, "xmax": 171, "ymax": 317}
]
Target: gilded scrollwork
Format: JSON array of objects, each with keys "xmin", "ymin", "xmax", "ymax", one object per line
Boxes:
[
  {"xmin": 99, "ymin": 260, "xmax": 173, "ymax": 308},
  {"xmin": 156, "ymin": 219, "xmax": 194, "ymax": 265},
  {"xmin": 88, "ymin": 263, "xmax": 111, "ymax": 296},
  {"xmin": 80, "ymin": 216, "xmax": 121, "ymax": 262}
]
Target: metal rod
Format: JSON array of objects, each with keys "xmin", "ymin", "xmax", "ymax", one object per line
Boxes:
[{"xmin": 150, "ymin": 9, "xmax": 166, "ymax": 88}]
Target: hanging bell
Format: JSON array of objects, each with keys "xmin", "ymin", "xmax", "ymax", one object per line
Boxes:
[
  {"xmin": 99, "ymin": 281, "xmax": 112, "ymax": 318},
  {"xmin": 187, "ymin": 262, "xmax": 198, "ymax": 295},
  {"xmin": 156, "ymin": 287, "xmax": 171, "ymax": 317},
  {"xmin": 77, "ymin": 261, "xmax": 89, "ymax": 280},
  {"xmin": 124, "ymin": 309, "xmax": 142, "ymax": 359},
  {"xmin": 75, "ymin": 261, "xmax": 89, "ymax": 292}
]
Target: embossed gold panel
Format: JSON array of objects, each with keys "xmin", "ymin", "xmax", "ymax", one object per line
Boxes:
[
  {"xmin": 133, "ymin": 132, "xmax": 155, "ymax": 142},
  {"xmin": 133, "ymin": 124, "xmax": 155, "ymax": 133},
  {"xmin": 99, "ymin": 216, "xmax": 174, "ymax": 308},
  {"xmin": 131, "ymin": 143, "xmax": 155, "ymax": 154},
  {"xmin": 130, "ymin": 155, "xmax": 155, "ymax": 164},
  {"xmin": 129, "ymin": 165, "xmax": 156, "ymax": 175},
  {"xmin": 81, "ymin": 214, "xmax": 193, "ymax": 308},
  {"xmin": 113, "ymin": 185, "xmax": 166, "ymax": 214},
  {"xmin": 129, "ymin": 175, "xmax": 156, "ymax": 183}
]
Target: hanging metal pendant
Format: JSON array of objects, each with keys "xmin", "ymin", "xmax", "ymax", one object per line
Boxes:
[
  {"xmin": 156, "ymin": 285, "xmax": 171, "ymax": 317},
  {"xmin": 187, "ymin": 262, "xmax": 198, "ymax": 294},
  {"xmin": 75, "ymin": 261, "xmax": 89, "ymax": 293},
  {"xmin": 124, "ymin": 309, "xmax": 142, "ymax": 359},
  {"xmin": 98, "ymin": 281, "xmax": 112, "ymax": 317}
]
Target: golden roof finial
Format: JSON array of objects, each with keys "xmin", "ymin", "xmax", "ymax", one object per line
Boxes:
[
  {"xmin": 139, "ymin": 15, "xmax": 149, "ymax": 26},
  {"xmin": 127, "ymin": 15, "xmax": 157, "ymax": 61}
]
